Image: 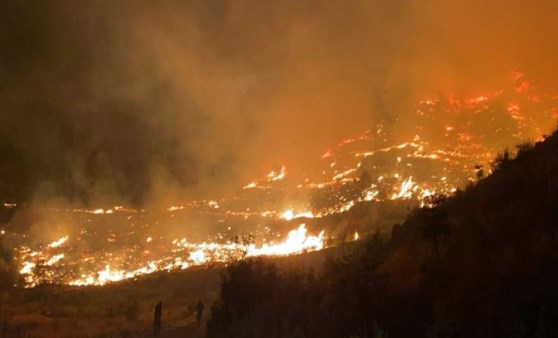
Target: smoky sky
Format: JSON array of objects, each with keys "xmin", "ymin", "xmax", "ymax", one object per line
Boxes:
[{"xmin": 1, "ymin": 0, "xmax": 557, "ymax": 206}]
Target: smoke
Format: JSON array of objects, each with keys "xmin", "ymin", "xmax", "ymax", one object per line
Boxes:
[{"xmin": 1, "ymin": 0, "xmax": 557, "ymax": 206}]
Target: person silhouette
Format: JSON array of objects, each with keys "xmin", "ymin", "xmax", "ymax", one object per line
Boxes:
[
  {"xmin": 196, "ymin": 299, "xmax": 204, "ymax": 328},
  {"xmin": 154, "ymin": 301, "xmax": 162, "ymax": 336}
]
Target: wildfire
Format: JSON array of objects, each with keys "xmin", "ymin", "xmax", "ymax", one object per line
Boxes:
[
  {"xmin": 17, "ymin": 222, "xmax": 326, "ymax": 287},
  {"xmin": 10, "ymin": 72, "xmax": 558, "ymax": 288}
]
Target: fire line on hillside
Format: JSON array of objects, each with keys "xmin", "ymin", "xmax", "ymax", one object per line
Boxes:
[{"xmin": 7, "ymin": 74, "xmax": 558, "ymax": 287}]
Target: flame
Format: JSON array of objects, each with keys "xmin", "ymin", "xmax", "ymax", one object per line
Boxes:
[
  {"xmin": 48, "ymin": 236, "xmax": 68, "ymax": 248},
  {"xmin": 188, "ymin": 249, "xmax": 206, "ymax": 265},
  {"xmin": 267, "ymin": 166, "xmax": 287, "ymax": 181},
  {"xmin": 282, "ymin": 210, "xmax": 294, "ymax": 221},
  {"xmin": 321, "ymin": 149, "xmax": 334, "ymax": 159},
  {"xmin": 17, "ymin": 223, "xmax": 326, "ymax": 287},
  {"xmin": 243, "ymin": 182, "xmax": 258, "ymax": 189},
  {"xmin": 19, "ymin": 262, "xmax": 36, "ymax": 275},
  {"xmin": 391, "ymin": 177, "xmax": 416, "ymax": 200},
  {"xmin": 242, "ymin": 165, "xmax": 287, "ymax": 189},
  {"xmin": 282, "ymin": 209, "xmax": 314, "ymax": 221},
  {"xmin": 246, "ymin": 224, "xmax": 324, "ymax": 257},
  {"xmin": 45, "ymin": 253, "xmax": 64, "ymax": 266},
  {"xmin": 12, "ymin": 72, "xmax": 558, "ymax": 288},
  {"xmin": 466, "ymin": 95, "xmax": 489, "ymax": 105}
]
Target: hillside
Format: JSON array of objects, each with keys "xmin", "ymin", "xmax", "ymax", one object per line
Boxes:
[
  {"xmin": 207, "ymin": 129, "xmax": 558, "ymax": 338},
  {"xmin": 0, "ymin": 131, "xmax": 556, "ymax": 337},
  {"xmin": 2, "ymin": 74, "xmax": 556, "ymax": 289}
]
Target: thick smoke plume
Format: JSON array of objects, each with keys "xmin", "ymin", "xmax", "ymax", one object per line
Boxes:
[{"xmin": 1, "ymin": 0, "xmax": 557, "ymax": 206}]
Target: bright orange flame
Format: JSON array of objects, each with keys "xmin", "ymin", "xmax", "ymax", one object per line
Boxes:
[{"xmin": 18, "ymin": 223, "xmax": 326, "ymax": 287}]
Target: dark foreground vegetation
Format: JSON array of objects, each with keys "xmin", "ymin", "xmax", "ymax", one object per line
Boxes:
[
  {"xmin": 207, "ymin": 130, "xmax": 558, "ymax": 338},
  {"xmin": 0, "ymin": 267, "xmax": 220, "ymax": 337}
]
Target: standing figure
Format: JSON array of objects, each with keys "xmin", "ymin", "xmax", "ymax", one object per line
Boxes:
[
  {"xmin": 196, "ymin": 299, "xmax": 204, "ymax": 329},
  {"xmin": 154, "ymin": 301, "xmax": 162, "ymax": 336}
]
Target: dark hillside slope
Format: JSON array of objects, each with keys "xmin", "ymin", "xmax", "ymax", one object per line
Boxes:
[{"xmin": 387, "ymin": 130, "xmax": 558, "ymax": 336}]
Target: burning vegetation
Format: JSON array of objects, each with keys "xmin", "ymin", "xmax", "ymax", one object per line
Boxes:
[
  {"xmin": 2, "ymin": 74, "xmax": 556, "ymax": 288},
  {"xmin": 1, "ymin": 1, "xmax": 558, "ymax": 336},
  {"xmin": 206, "ymin": 127, "xmax": 558, "ymax": 338}
]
